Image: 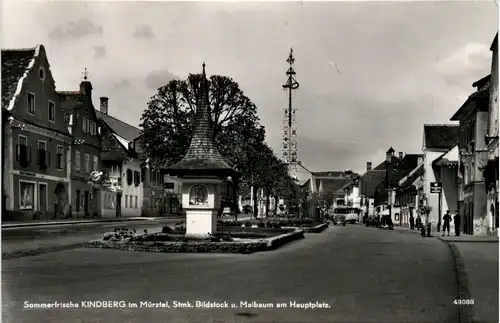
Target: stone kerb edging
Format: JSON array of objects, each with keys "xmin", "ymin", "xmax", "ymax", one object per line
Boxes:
[
  {"xmin": 87, "ymin": 230, "xmax": 304, "ymax": 254},
  {"xmin": 441, "ymin": 240, "xmax": 475, "ymax": 323},
  {"xmin": 282, "ymin": 223, "xmax": 328, "ymax": 233}
]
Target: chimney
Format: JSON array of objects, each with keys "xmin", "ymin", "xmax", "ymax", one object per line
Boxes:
[
  {"xmin": 100, "ymin": 97, "xmax": 109, "ymax": 115},
  {"xmin": 79, "ymin": 81, "xmax": 92, "ymax": 97},
  {"xmin": 399, "ymin": 152, "xmax": 404, "ymax": 160},
  {"xmin": 366, "ymin": 162, "xmax": 372, "ymax": 171}
]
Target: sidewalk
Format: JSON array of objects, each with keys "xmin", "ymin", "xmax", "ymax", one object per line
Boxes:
[
  {"xmin": 450, "ymin": 242, "xmax": 499, "ymax": 323},
  {"xmin": 394, "ymin": 225, "xmax": 499, "ymax": 323},
  {"xmin": 2, "ymin": 216, "xmax": 184, "ymax": 229}
]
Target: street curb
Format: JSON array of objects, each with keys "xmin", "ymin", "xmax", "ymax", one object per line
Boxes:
[
  {"xmin": 2, "ymin": 242, "xmax": 88, "ymax": 260},
  {"xmin": 441, "ymin": 240, "xmax": 475, "ymax": 323},
  {"xmin": 1, "ymin": 217, "xmax": 183, "ymax": 229},
  {"xmin": 438, "ymin": 238, "xmax": 499, "ymax": 243}
]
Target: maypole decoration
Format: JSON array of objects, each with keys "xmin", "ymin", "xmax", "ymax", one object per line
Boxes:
[{"xmin": 282, "ymin": 48, "xmax": 300, "ymax": 181}]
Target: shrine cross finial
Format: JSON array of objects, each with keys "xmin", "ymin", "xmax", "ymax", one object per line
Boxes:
[
  {"xmin": 202, "ymin": 62, "xmax": 206, "ymax": 76},
  {"xmin": 82, "ymin": 68, "xmax": 89, "ymax": 81}
]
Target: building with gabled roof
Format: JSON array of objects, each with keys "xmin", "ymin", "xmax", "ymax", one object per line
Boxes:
[
  {"xmin": 450, "ymin": 74, "xmax": 490, "ymax": 236},
  {"xmin": 57, "ymin": 77, "xmax": 104, "ymax": 218},
  {"xmin": 94, "ymin": 99, "xmax": 145, "ymax": 217},
  {"xmin": 421, "ymin": 123, "xmax": 459, "ymax": 230},
  {"xmin": 95, "ymin": 100, "xmax": 182, "ymax": 217},
  {"xmin": 2, "ymin": 45, "xmax": 73, "ymax": 220},
  {"xmin": 486, "ymin": 31, "xmax": 499, "ymax": 235}
]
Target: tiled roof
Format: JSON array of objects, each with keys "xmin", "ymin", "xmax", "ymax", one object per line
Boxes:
[
  {"xmin": 360, "ymin": 170, "xmax": 386, "ymax": 198},
  {"xmin": 399, "ymin": 164, "xmax": 423, "ymax": 188},
  {"xmin": 95, "ymin": 110, "xmax": 141, "ymax": 142},
  {"xmin": 311, "ymin": 171, "xmax": 344, "ymax": 177},
  {"xmin": 423, "ymin": 124, "xmax": 459, "ymax": 150},
  {"xmin": 391, "ymin": 154, "xmax": 422, "ymax": 184},
  {"xmin": 318, "ymin": 177, "xmax": 352, "ymax": 196},
  {"xmin": 451, "ymin": 87, "xmax": 490, "ymax": 121},
  {"xmin": 1, "ymin": 47, "xmax": 37, "ymax": 109},
  {"xmin": 165, "ymin": 65, "xmax": 237, "ymax": 176},
  {"xmin": 491, "ymin": 32, "xmax": 498, "ymax": 51},
  {"xmin": 472, "ymin": 74, "xmax": 491, "ymax": 88}
]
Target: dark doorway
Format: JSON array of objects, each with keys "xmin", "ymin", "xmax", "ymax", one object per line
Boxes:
[
  {"xmin": 84, "ymin": 191, "xmax": 89, "ymax": 217},
  {"xmin": 116, "ymin": 193, "xmax": 122, "ymax": 217},
  {"xmin": 38, "ymin": 183, "xmax": 47, "ymax": 213}
]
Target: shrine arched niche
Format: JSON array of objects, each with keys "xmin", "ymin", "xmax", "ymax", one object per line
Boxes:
[{"xmin": 189, "ymin": 184, "xmax": 209, "ymax": 206}]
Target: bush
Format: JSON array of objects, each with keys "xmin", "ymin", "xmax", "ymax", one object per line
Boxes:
[{"xmin": 162, "ymin": 226, "xmax": 174, "ymax": 234}]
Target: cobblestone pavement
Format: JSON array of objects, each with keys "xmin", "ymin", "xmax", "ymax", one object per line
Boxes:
[{"xmin": 2, "ymin": 225, "xmax": 458, "ymax": 323}]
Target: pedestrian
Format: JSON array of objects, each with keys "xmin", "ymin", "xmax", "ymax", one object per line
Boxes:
[
  {"xmin": 453, "ymin": 212, "xmax": 461, "ymax": 236},
  {"xmin": 442, "ymin": 210, "xmax": 452, "ymax": 236},
  {"xmin": 409, "ymin": 215, "xmax": 415, "ymax": 230},
  {"xmin": 416, "ymin": 215, "xmax": 422, "ymax": 230}
]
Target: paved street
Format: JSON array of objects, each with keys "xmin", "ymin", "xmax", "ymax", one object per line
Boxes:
[
  {"xmin": 3, "ymin": 225, "xmax": 458, "ymax": 323},
  {"xmin": 1, "ymin": 218, "xmax": 184, "ymax": 256}
]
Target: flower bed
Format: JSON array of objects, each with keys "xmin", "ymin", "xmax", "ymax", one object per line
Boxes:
[{"xmin": 87, "ymin": 229, "xmax": 304, "ymax": 254}]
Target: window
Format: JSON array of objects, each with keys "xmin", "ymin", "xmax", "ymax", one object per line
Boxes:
[
  {"xmin": 19, "ymin": 181, "xmax": 35, "ymax": 210},
  {"xmin": 135, "ymin": 196, "xmax": 138, "ymax": 208},
  {"xmin": 17, "ymin": 135, "xmax": 30, "ymax": 165},
  {"xmin": 75, "ymin": 151, "xmax": 81, "ymax": 170},
  {"xmin": 27, "ymin": 92, "xmax": 35, "ymax": 114},
  {"xmin": 38, "ymin": 67, "xmax": 45, "ymax": 80},
  {"xmin": 134, "ymin": 171, "xmax": 140, "ymax": 186},
  {"xmin": 125, "ymin": 195, "xmax": 128, "ymax": 208},
  {"xmin": 85, "ymin": 153, "xmax": 90, "ymax": 172},
  {"xmin": 38, "ymin": 141, "xmax": 46, "ymax": 151},
  {"xmin": 56, "ymin": 146, "xmax": 64, "ymax": 170},
  {"xmin": 82, "ymin": 117, "xmax": 89, "ymax": 133},
  {"xmin": 127, "ymin": 169, "xmax": 133, "ymax": 185},
  {"xmin": 130, "ymin": 195, "xmax": 134, "ymax": 208},
  {"xmin": 93, "ymin": 155, "xmax": 98, "ymax": 171},
  {"xmin": 91, "ymin": 122, "xmax": 96, "ymax": 135},
  {"xmin": 48, "ymin": 101, "xmax": 55, "ymax": 122},
  {"xmin": 37, "ymin": 141, "xmax": 48, "ymax": 168}
]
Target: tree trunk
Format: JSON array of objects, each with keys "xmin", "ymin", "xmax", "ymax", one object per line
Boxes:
[
  {"xmin": 252, "ymin": 185, "xmax": 258, "ymax": 219},
  {"xmin": 265, "ymin": 191, "xmax": 270, "ymax": 218},
  {"xmin": 232, "ymin": 180, "xmax": 238, "ymax": 222},
  {"xmin": 274, "ymin": 195, "xmax": 279, "ymax": 219}
]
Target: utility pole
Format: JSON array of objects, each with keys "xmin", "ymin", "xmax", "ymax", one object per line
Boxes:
[{"xmin": 282, "ymin": 48, "xmax": 300, "ymax": 180}]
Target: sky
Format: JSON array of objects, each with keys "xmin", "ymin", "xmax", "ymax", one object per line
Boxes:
[{"xmin": 2, "ymin": 0, "xmax": 498, "ymax": 174}]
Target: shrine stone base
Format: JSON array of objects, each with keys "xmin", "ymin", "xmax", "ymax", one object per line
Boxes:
[{"xmin": 185, "ymin": 209, "xmax": 219, "ymax": 237}]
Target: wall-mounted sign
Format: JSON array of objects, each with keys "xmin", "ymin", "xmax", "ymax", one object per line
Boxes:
[{"xmin": 430, "ymin": 182, "xmax": 442, "ymax": 194}]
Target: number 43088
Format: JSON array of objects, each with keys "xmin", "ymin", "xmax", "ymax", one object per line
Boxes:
[{"xmin": 454, "ymin": 299, "xmax": 474, "ymax": 305}]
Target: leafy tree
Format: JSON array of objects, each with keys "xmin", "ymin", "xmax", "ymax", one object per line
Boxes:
[
  {"xmin": 139, "ymin": 72, "xmax": 294, "ymax": 217},
  {"xmin": 139, "ymin": 73, "xmax": 261, "ymax": 172}
]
